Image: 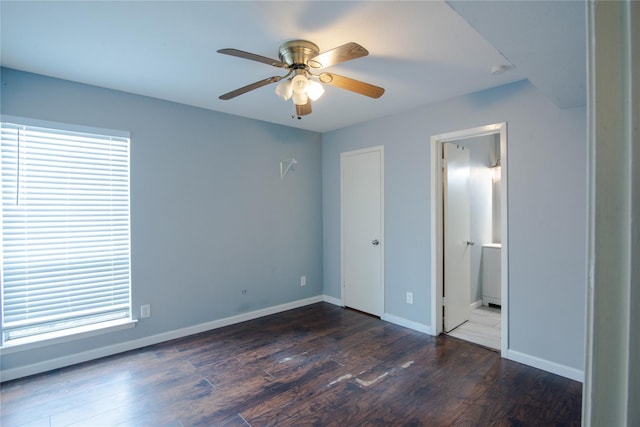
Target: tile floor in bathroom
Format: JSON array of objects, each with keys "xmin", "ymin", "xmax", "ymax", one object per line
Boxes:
[{"xmin": 447, "ymin": 304, "xmax": 501, "ymax": 350}]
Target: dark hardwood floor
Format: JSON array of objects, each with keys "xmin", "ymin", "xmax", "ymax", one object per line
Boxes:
[{"xmin": 1, "ymin": 303, "xmax": 582, "ymax": 426}]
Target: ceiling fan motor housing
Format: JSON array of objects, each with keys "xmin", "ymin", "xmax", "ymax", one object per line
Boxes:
[{"xmin": 278, "ymin": 40, "xmax": 319, "ymax": 67}]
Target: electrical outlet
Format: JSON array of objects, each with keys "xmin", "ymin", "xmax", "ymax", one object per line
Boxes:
[
  {"xmin": 241, "ymin": 289, "xmax": 248, "ymax": 295},
  {"xmin": 300, "ymin": 275, "xmax": 307, "ymax": 287},
  {"xmin": 406, "ymin": 292, "xmax": 413, "ymax": 305},
  {"xmin": 140, "ymin": 304, "xmax": 151, "ymax": 318}
]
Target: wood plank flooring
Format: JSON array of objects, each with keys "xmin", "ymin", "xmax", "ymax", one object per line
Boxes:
[{"xmin": 0, "ymin": 303, "xmax": 582, "ymax": 426}]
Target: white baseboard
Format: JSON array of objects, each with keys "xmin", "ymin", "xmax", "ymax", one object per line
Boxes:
[
  {"xmin": 506, "ymin": 349, "xmax": 584, "ymax": 382},
  {"xmin": 322, "ymin": 294, "xmax": 343, "ymax": 307},
  {"xmin": 381, "ymin": 313, "xmax": 435, "ymax": 335},
  {"xmin": 321, "ymin": 297, "xmax": 434, "ymax": 336},
  {"xmin": 322, "ymin": 297, "xmax": 435, "ymax": 336},
  {"xmin": 2, "ymin": 296, "xmax": 583, "ymax": 385},
  {"xmin": 471, "ymin": 299, "xmax": 483, "ymax": 309},
  {"xmin": 1, "ymin": 295, "xmax": 324, "ymax": 382}
]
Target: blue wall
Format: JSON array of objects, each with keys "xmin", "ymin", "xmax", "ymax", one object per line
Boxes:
[
  {"xmin": 323, "ymin": 80, "xmax": 587, "ymax": 373},
  {"xmin": 1, "ymin": 68, "xmax": 587, "ymax": 379},
  {"xmin": 0, "ymin": 68, "xmax": 323, "ymax": 372}
]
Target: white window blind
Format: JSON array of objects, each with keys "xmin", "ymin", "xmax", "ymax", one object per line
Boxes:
[{"xmin": 1, "ymin": 121, "xmax": 131, "ymax": 344}]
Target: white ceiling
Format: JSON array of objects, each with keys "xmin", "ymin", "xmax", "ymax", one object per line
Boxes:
[{"xmin": 0, "ymin": 1, "xmax": 585, "ymax": 133}]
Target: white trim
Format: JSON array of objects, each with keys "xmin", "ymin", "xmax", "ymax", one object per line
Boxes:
[
  {"xmin": 430, "ymin": 139, "xmax": 444, "ymax": 335},
  {"xmin": 0, "ymin": 114, "xmax": 130, "ymax": 138},
  {"xmin": 432, "ymin": 123, "xmax": 504, "ymax": 143},
  {"xmin": 0, "ymin": 319, "xmax": 137, "ymax": 355},
  {"xmin": 507, "ymin": 349, "xmax": 584, "ymax": 383},
  {"xmin": 322, "ymin": 294, "xmax": 343, "ymax": 307},
  {"xmin": 498, "ymin": 123, "xmax": 509, "ymax": 359},
  {"xmin": 382, "ymin": 313, "xmax": 435, "ymax": 335},
  {"xmin": 583, "ymin": 2, "xmax": 639, "ymax": 423},
  {"xmin": 470, "ymin": 300, "xmax": 483, "ymax": 310},
  {"xmin": 340, "ymin": 145, "xmax": 385, "ymax": 316},
  {"xmin": 583, "ymin": 4, "xmax": 597, "ymax": 425},
  {"xmin": 0, "ymin": 295, "xmax": 323, "ymax": 382},
  {"xmin": 430, "ymin": 123, "xmax": 509, "ymax": 358}
]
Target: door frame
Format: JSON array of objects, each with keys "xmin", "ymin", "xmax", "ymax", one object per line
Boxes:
[
  {"xmin": 430, "ymin": 123, "xmax": 509, "ymax": 357},
  {"xmin": 340, "ymin": 145, "xmax": 385, "ymax": 314}
]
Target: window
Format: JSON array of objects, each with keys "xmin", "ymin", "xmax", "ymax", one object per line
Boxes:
[{"xmin": 1, "ymin": 119, "xmax": 132, "ymax": 345}]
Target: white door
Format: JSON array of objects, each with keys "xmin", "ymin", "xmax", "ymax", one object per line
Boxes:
[
  {"xmin": 341, "ymin": 147, "xmax": 383, "ymax": 316},
  {"xmin": 443, "ymin": 143, "xmax": 471, "ymax": 332}
]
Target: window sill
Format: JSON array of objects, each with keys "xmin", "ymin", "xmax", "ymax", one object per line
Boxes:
[{"xmin": 0, "ymin": 318, "xmax": 137, "ymax": 355}]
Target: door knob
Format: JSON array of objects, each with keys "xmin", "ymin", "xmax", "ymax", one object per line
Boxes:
[
  {"xmin": 466, "ymin": 240, "xmax": 475, "ymax": 246},
  {"xmin": 372, "ymin": 239, "xmax": 380, "ymax": 246}
]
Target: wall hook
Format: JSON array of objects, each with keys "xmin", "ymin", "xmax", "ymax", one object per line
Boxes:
[{"xmin": 280, "ymin": 158, "xmax": 298, "ymax": 179}]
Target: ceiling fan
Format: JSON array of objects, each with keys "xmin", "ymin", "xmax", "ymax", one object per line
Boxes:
[{"xmin": 217, "ymin": 40, "xmax": 385, "ymax": 118}]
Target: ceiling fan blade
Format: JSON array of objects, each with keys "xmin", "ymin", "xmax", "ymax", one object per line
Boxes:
[
  {"xmin": 217, "ymin": 48, "xmax": 288, "ymax": 68},
  {"xmin": 219, "ymin": 76, "xmax": 283, "ymax": 100},
  {"xmin": 308, "ymin": 42, "xmax": 368, "ymax": 69},
  {"xmin": 295, "ymin": 101, "xmax": 312, "ymax": 116},
  {"xmin": 318, "ymin": 73, "xmax": 385, "ymax": 98}
]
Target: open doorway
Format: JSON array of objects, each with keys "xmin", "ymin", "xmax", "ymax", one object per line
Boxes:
[{"xmin": 430, "ymin": 123, "xmax": 508, "ymax": 356}]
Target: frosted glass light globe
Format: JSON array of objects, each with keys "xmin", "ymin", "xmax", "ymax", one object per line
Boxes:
[
  {"xmin": 292, "ymin": 92, "xmax": 308, "ymax": 106},
  {"xmin": 307, "ymin": 80, "xmax": 325, "ymax": 101},
  {"xmin": 275, "ymin": 80, "xmax": 292, "ymax": 100},
  {"xmin": 291, "ymin": 74, "xmax": 309, "ymax": 94}
]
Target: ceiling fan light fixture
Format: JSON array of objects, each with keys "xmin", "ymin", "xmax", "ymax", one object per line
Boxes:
[
  {"xmin": 275, "ymin": 79, "xmax": 293, "ymax": 100},
  {"xmin": 307, "ymin": 80, "xmax": 325, "ymax": 101},
  {"xmin": 218, "ymin": 40, "xmax": 384, "ymax": 116}
]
